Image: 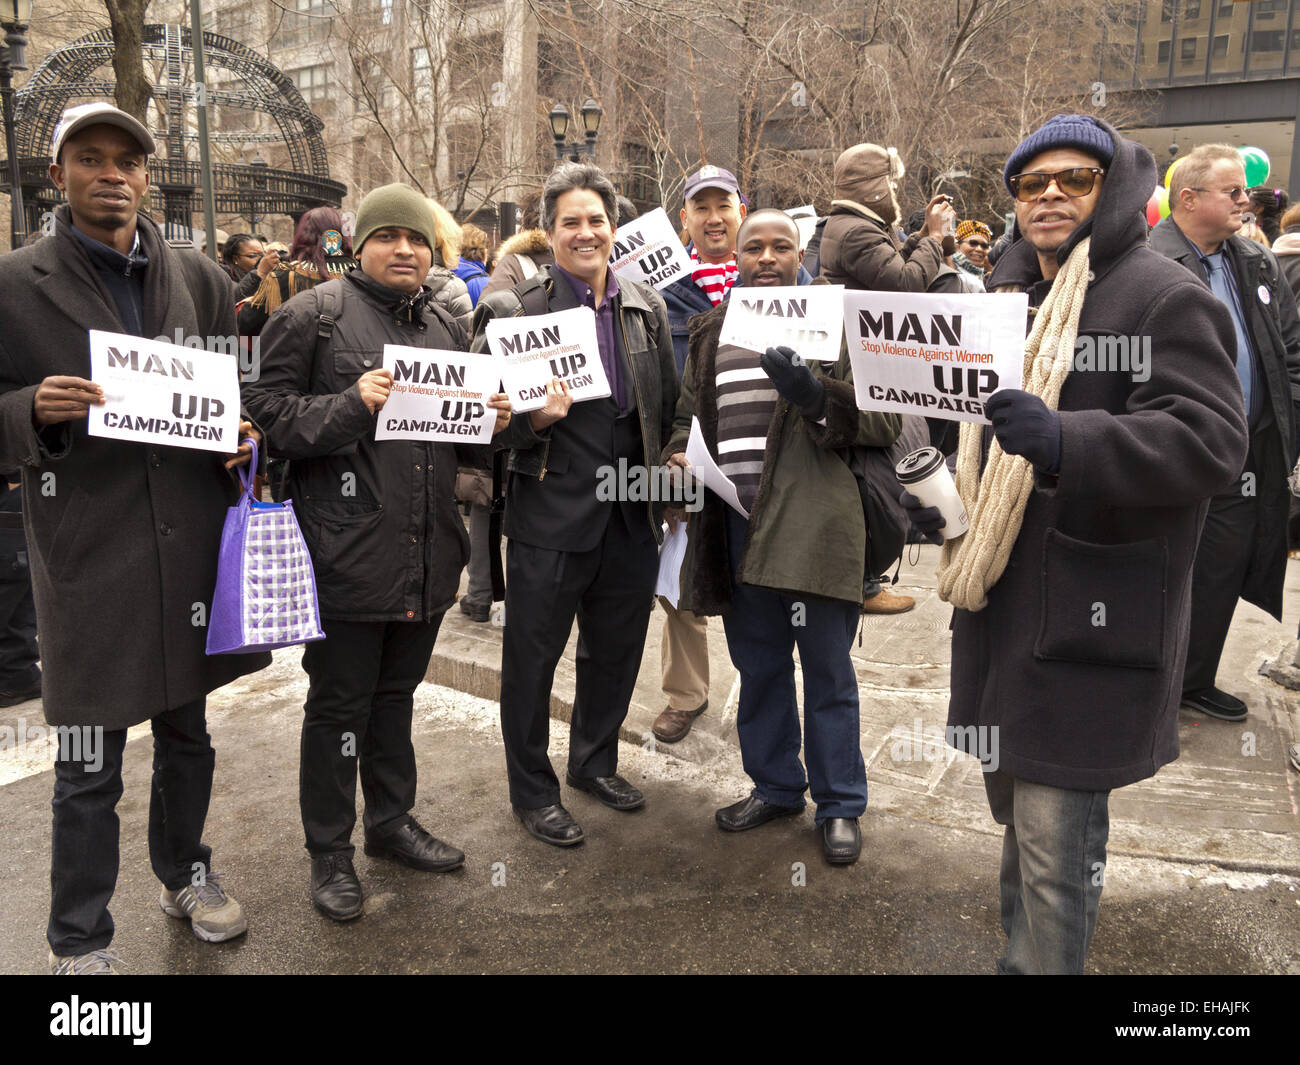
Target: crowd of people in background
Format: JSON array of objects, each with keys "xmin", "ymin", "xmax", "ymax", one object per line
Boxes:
[{"xmin": 1, "ymin": 98, "xmax": 1297, "ymax": 978}]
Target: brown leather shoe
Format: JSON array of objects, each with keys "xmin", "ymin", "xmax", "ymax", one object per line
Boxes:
[
  {"xmin": 651, "ymin": 701, "xmax": 707, "ymax": 744},
  {"xmin": 862, "ymin": 588, "xmax": 915, "ymax": 614}
]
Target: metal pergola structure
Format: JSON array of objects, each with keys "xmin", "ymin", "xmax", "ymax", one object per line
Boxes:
[{"xmin": 1, "ymin": 23, "xmax": 345, "ymax": 244}]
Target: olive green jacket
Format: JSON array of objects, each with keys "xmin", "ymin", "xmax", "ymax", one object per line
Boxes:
[{"xmin": 662, "ymin": 301, "xmax": 900, "ymax": 612}]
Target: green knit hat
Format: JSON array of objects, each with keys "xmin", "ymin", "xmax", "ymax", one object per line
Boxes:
[{"xmin": 353, "ymin": 183, "xmax": 438, "ymax": 253}]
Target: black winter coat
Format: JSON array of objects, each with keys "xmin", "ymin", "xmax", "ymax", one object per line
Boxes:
[
  {"xmin": 243, "ymin": 270, "xmax": 484, "ymax": 622},
  {"xmin": 1149, "ymin": 216, "xmax": 1300, "ymax": 621},
  {"xmin": 950, "ymin": 121, "xmax": 1249, "ymax": 791},
  {"xmin": 0, "ymin": 207, "xmax": 270, "ymax": 729}
]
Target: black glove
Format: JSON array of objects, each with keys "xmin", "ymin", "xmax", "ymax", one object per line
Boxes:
[
  {"xmin": 760, "ymin": 345, "xmax": 826, "ymax": 421},
  {"xmin": 984, "ymin": 389, "xmax": 1061, "ymax": 474},
  {"xmin": 900, "ymin": 489, "xmax": 946, "ymax": 546}
]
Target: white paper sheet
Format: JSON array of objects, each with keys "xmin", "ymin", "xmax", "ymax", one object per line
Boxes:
[
  {"xmin": 686, "ymin": 416, "xmax": 749, "ymax": 518},
  {"xmin": 655, "ymin": 522, "xmax": 688, "ymax": 608}
]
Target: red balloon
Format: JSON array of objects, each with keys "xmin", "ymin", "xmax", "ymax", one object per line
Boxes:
[{"xmin": 1145, "ymin": 190, "xmax": 1161, "ymax": 226}]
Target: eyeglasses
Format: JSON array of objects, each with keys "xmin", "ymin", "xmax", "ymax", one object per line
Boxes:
[
  {"xmin": 962, "ymin": 240, "xmax": 990, "ymax": 250},
  {"xmin": 1189, "ymin": 185, "xmax": 1248, "ymax": 203},
  {"xmin": 1008, "ymin": 167, "xmax": 1105, "ymax": 202}
]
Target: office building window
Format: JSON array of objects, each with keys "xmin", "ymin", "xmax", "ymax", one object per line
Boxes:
[
  {"xmin": 1180, "ymin": 38, "xmax": 1198, "ymax": 61},
  {"xmin": 1212, "ymin": 34, "xmax": 1228, "ymax": 59},
  {"xmin": 1157, "ymin": 39, "xmax": 1171, "ymax": 63}
]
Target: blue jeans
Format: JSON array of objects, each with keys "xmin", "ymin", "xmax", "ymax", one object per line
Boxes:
[
  {"xmin": 982, "ymin": 770, "xmax": 1110, "ymax": 974},
  {"xmin": 721, "ymin": 509, "xmax": 866, "ymax": 823}
]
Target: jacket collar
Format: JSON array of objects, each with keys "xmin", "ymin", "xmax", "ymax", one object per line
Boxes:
[
  {"xmin": 538, "ymin": 262, "xmax": 655, "ymax": 314},
  {"xmin": 345, "ymin": 267, "xmax": 431, "ymax": 322},
  {"xmin": 1149, "ymin": 216, "xmax": 1262, "ymax": 284},
  {"xmin": 829, "ymin": 198, "xmax": 888, "ymax": 227}
]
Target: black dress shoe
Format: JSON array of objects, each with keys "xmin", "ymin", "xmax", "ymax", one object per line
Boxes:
[
  {"xmin": 0, "ymin": 675, "xmax": 42, "ymax": 708},
  {"xmin": 514, "ymin": 804, "xmax": 585, "ymax": 847},
  {"xmin": 1181, "ymin": 687, "xmax": 1248, "ymax": 722},
  {"xmin": 715, "ymin": 794, "xmax": 805, "ymax": 832},
  {"xmin": 363, "ymin": 819, "xmax": 464, "ymax": 872},
  {"xmin": 821, "ymin": 817, "xmax": 862, "ymax": 865},
  {"xmin": 565, "ymin": 772, "xmax": 645, "ymax": 811},
  {"xmin": 311, "ymin": 853, "xmax": 363, "ymax": 921},
  {"xmin": 459, "ymin": 598, "xmax": 490, "ymax": 623}
]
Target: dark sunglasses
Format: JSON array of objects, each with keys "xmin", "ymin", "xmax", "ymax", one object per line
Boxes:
[
  {"xmin": 1008, "ymin": 167, "xmax": 1105, "ymax": 202},
  {"xmin": 963, "ymin": 239, "xmax": 990, "ymax": 250}
]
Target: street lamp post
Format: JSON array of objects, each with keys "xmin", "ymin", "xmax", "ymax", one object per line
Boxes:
[
  {"xmin": 549, "ymin": 98, "xmax": 602, "ymax": 164},
  {"xmin": 248, "ymin": 151, "xmax": 267, "ymax": 235},
  {"xmin": 0, "ymin": 0, "xmax": 33, "ymax": 248}
]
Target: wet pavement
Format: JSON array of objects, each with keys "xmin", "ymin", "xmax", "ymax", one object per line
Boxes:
[{"xmin": 1, "ymin": 546, "xmax": 1297, "ymax": 974}]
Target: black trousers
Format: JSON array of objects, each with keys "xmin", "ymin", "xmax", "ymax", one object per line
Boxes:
[
  {"xmin": 299, "ymin": 615, "xmax": 444, "ymax": 856},
  {"xmin": 0, "ymin": 484, "xmax": 38, "ymax": 691},
  {"xmin": 1183, "ymin": 442, "xmax": 1262, "ymax": 693},
  {"xmin": 48, "ymin": 697, "xmax": 213, "ymax": 956},
  {"xmin": 499, "ymin": 504, "xmax": 658, "ymax": 809}
]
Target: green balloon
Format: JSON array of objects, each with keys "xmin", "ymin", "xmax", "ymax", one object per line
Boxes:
[{"xmin": 1239, "ymin": 147, "xmax": 1270, "ymax": 188}]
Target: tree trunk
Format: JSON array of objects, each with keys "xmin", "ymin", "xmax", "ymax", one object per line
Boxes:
[{"xmin": 103, "ymin": 0, "xmax": 152, "ymax": 123}]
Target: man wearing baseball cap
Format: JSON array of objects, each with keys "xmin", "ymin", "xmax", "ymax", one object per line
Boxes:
[
  {"xmin": 650, "ymin": 164, "xmax": 748, "ymax": 746},
  {"xmin": 0, "ymin": 102, "xmax": 269, "ymax": 973}
]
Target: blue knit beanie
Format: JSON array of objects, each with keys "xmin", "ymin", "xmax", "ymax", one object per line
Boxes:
[{"xmin": 1003, "ymin": 115, "xmax": 1114, "ymax": 194}]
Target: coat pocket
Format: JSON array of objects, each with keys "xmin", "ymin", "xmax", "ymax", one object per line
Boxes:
[
  {"xmin": 1034, "ymin": 529, "xmax": 1167, "ymax": 669},
  {"xmin": 45, "ymin": 485, "xmax": 93, "ymax": 579}
]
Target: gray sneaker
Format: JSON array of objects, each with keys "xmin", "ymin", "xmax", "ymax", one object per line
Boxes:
[
  {"xmin": 159, "ymin": 872, "xmax": 248, "ymax": 943},
  {"xmin": 49, "ymin": 948, "xmax": 121, "ymax": 974}
]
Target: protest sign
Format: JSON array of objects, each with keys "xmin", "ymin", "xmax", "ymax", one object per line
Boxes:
[
  {"xmin": 844, "ymin": 291, "xmax": 1028, "ymax": 424},
  {"xmin": 609, "ymin": 208, "xmax": 693, "ymax": 290},
  {"xmin": 485, "ymin": 305, "xmax": 610, "ymax": 414},
  {"xmin": 718, "ymin": 284, "xmax": 845, "ymax": 363},
  {"xmin": 375, "ymin": 346, "xmax": 500, "ymax": 443},
  {"xmin": 88, "ymin": 329, "xmax": 240, "ymax": 454}
]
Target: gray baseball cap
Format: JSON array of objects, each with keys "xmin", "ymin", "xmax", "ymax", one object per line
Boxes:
[{"xmin": 51, "ymin": 102, "xmax": 157, "ymax": 163}]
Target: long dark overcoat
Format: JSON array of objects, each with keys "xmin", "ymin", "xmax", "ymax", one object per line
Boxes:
[{"xmin": 0, "ymin": 207, "xmax": 270, "ymax": 729}]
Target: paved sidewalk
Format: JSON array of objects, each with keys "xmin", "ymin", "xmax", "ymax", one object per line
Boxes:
[{"xmin": 431, "ymin": 543, "xmax": 1300, "ymax": 874}]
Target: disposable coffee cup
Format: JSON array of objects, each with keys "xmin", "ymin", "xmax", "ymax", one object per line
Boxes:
[{"xmin": 896, "ymin": 446, "xmax": 969, "ymax": 540}]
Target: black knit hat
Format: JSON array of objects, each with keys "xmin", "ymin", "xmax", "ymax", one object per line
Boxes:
[{"xmin": 1004, "ymin": 115, "xmax": 1114, "ymax": 195}]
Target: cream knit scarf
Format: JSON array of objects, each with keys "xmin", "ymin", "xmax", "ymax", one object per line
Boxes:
[{"xmin": 937, "ymin": 238, "xmax": 1092, "ymax": 612}]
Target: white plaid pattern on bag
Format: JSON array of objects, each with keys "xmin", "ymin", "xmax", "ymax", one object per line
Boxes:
[{"xmin": 240, "ymin": 506, "xmax": 325, "ymax": 646}]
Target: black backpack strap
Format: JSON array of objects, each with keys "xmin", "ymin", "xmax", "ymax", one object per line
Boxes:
[{"xmin": 314, "ymin": 284, "xmax": 339, "ymax": 360}]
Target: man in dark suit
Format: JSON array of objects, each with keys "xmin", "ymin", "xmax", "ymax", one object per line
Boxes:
[
  {"xmin": 1151, "ymin": 143, "xmax": 1300, "ymax": 722},
  {"xmin": 472, "ymin": 162, "xmax": 677, "ymax": 846}
]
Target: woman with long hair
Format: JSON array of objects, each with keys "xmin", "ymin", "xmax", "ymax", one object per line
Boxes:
[{"xmin": 236, "ymin": 206, "xmax": 358, "ymax": 336}]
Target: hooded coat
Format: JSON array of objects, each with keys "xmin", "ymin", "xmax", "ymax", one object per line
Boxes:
[
  {"xmin": 0, "ymin": 207, "xmax": 270, "ymax": 729},
  {"xmin": 818, "ymin": 144, "xmax": 947, "ymax": 291},
  {"xmin": 949, "ymin": 120, "xmax": 1248, "ymax": 791},
  {"xmin": 481, "ymin": 229, "xmax": 554, "ymax": 300}
]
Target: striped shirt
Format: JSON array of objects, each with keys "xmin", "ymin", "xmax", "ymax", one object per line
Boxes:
[
  {"xmin": 715, "ymin": 343, "xmax": 776, "ymax": 511},
  {"xmin": 690, "ymin": 247, "xmax": 739, "ymax": 306}
]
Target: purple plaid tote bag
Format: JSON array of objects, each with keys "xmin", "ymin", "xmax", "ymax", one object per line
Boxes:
[{"xmin": 207, "ymin": 438, "xmax": 325, "ymax": 654}]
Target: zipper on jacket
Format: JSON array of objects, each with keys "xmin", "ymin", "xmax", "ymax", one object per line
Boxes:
[
  {"xmin": 616, "ymin": 303, "xmax": 654, "ymax": 534},
  {"xmin": 539, "ymin": 436, "xmax": 551, "ymax": 481}
]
